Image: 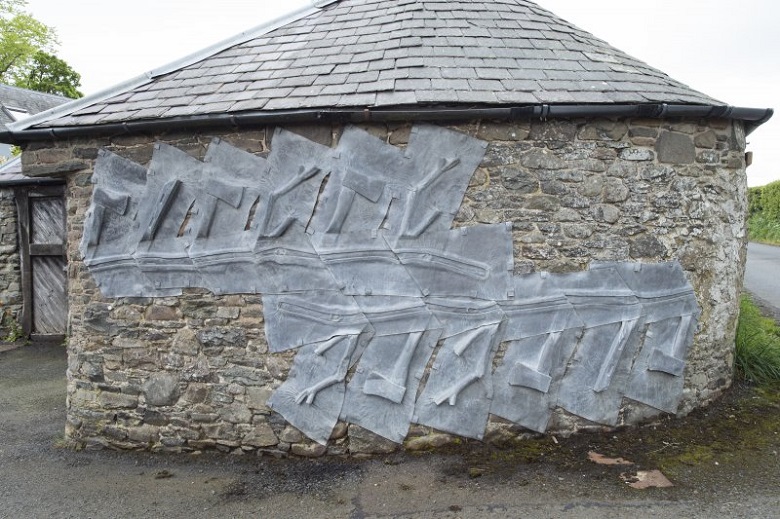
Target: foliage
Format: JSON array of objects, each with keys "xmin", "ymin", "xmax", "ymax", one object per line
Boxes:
[
  {"xmin": 747, "ymin": 186, "xmax": 763, "ymax": 217},
  {"xmin": 0, "ymin": 0, "xmax": 82, "ymax": 98},
  {"xmin": 1, "ymin": 306, "xmax": 24, "ymax": 343},
  {"xmin": 747, "ymin": 180, "xmax": 780, "ymax": 245},
  {"xmin": 14, "ymin": 51, "xmax": 82, "ymax": 98},
  {"xmin": 735, "ymin": 296, "xmax": 780, "ymax": 385},
  {"xmin": 0, "ymin": 0, "xmax": 56, "ymax": 83}
]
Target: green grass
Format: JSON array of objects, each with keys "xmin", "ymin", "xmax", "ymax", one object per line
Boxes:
[
  {"xmin": 748, "ymin": 214, "xmax": 780, "ymax": 245},
  {"xmin": 735, "ymin": 296, "xmax": 780, "ymax": 384}
]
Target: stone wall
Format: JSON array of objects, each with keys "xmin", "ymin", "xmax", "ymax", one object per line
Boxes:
[
  {"xmin": 22, "ymin": 116, "xmax": 747, "ymax": 454},
  {"xmin": 0, "ymin": 187, "xmax": 22, "ymax": 339}
]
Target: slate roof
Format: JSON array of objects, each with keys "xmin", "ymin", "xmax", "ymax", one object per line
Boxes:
[
  {"xmin": 21, "ymin": 0, "xmax": 724, "ymax": 130},
  {"xmin": 0, "ymin": 84, "xmax": 68, "ymax": 131},
  {"xmin": 0, "ymin": 155, "xmax": 41, "ymax": 186},
  {"xmin": 0, "ymin": 155, "xmax": 24, "ymax": 183}
]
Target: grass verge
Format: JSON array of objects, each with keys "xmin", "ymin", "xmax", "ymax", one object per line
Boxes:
[{"xmin": 735, "ymin": 295, "xmax": 780, "ymax": 384}]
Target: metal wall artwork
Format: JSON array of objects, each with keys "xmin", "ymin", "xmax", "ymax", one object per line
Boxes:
[{"xmin": 81, "ymin": 124, "xmax": 701, "ymax": 445}]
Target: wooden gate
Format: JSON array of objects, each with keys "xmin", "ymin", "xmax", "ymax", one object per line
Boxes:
[{"xmin": 15, "ymin": 185, "xmax": 67, "ymax": 339}]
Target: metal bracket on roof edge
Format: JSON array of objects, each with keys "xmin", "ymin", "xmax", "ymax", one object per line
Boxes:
[{"xmin": 312, "ymin": 0, "xmax": 340, "ymax": 8}]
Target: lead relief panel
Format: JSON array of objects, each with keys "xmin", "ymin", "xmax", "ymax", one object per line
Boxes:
[{"xmin": 81, "ymin": 124, "xmax": 701, "ymax": 445}]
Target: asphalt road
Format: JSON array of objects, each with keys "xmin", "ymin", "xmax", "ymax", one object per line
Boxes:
[
  {"xmin": 2, "ymin": 343, "xmax": 780, "ymax": 518},
  {"xmin": 745, "ymin": 242, "xmax": 780, "ymax": 315}
]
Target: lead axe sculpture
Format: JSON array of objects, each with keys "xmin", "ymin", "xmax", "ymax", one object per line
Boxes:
[{"xmin": 81, "ymin": 124, "xmax": 701, "ymax": 445}]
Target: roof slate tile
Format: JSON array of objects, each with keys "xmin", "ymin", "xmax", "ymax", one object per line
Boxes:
[
  {"xmin": 457, "ymin": 90, "xmax": 499, "ymax": 103},
  {"xmin": 336, "ymin": 92, "xmax": 376, "ymax": 106},
  {"xmin": 378, "ymin": 69, "xmax": 411, "ymax": 81},
  {"xmin": 244, "ymin": 78, "xmax": 282, "ymax": 90},
  {"xmin": 322, "ymin": 83, "xmax": 361, "ymax": 95},
  {"xmin": 356, "ymin": 79, "xmax": 396, "ymax": 93},
  {"xmin": 431, "ymin": 78, "xmax": 470, "ymax": 90},
  {"xmin": 229, "ymin": 98, "xmax": 270, "ymax": 112},
  {"xmin": 405, "ymin": 68, "xmax": 443, "ymax": 80},
  {"xmin": 278, "ymin": 75, "xmax": 319, "ymax": 88},
  {"xmin": 501, "ymin": 79, "xmax": 540, "ymax": 91},
  {"xmin": 332, "ymin": 62, "xmax": 371, "ymax": 74},
  {"xmin": 312, "ymin": 73, "xmax": 351, "ymax": 86},
  {"xmin": 603, "ymin": 91, "xmax": 649, "ymax": 103},
  {"xmin": 468, "ymin": 79, "xmax": 504, "ymax": 91},
  {"xmin": 396, "ymin": 78, "xmax": 433, "ymax": 90},
  {"xmin": 157, "ymin": 105, "xmax": 198, "ymax": 117},
  {"xmin": 476, "ymin": 68, "xmax": 514, "ymax": 80},
  {"xmin": 132, "ymin": 107, "xmax": 170, "ymax": 119},
  {"xmin": 535, "ymin": 90, "xmax": 577, "ymax": 103},
  {"xmin": 375, "ymin": 90, "xmax": 417, "ymax": 106},
  {"xmin": 495, "ymin": 91, "xmax": 539, "ymax": 103},
  {"xmin": 290, "ymin": 85, "xmax": 326, "ymax": 97},
  {"xmin": 440, "ymin": 67, "xmax": 478, "ymax": 80},
  {"xmin": 414, "ymin": 90, "xmax": 460, "ymax": 103},
  {"xmin": 67, "ymin": 113, "xmax": 109, "ymax": 125},
  {"xmin": 232, "ymin": 62, "xmax": 261, "ymax": 74},
  {"xmin": 187, "ymin": 84, "xmax": 222, "ymax": 96}
]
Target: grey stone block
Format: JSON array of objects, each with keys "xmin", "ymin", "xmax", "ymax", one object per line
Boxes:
[
  {"xmin": 656, "ymin": 131, "xmax": 695, "ymax": 164},
  {"xmin": 142, "ymin": 374, "xmax": 180, "ymax": 406}
]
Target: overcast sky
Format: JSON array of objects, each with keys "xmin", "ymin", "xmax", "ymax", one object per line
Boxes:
[{"xmin": 24, "ymin": 0, "xmax": 779, "ymax": 187}]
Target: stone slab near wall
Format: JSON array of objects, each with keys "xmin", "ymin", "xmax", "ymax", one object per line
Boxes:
[
  {"xmin": 22, "ymin": 116, "xmax": 747, "ymax": 455},
  {"xmin": 0, "ymin": 187, "xmax": 22, "ymax": 338}
]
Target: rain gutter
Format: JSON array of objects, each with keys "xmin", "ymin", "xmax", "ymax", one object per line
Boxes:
[
  {"xmin": 0, "ymin": 103, "xmax": 772, "ymax": 144},
  {"xmin": 0, "ymin": 177, "xmax": 63, "ymax": 187}
]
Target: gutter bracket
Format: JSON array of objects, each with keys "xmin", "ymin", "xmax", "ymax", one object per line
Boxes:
[{"xmin": 539, "ymin": 104, "xmax": 550, "ymax": 121}]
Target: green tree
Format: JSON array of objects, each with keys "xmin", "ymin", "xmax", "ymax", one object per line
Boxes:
[
  {"xmin": 0, "ymin": 0, "xmax": 56, "ymax": 83},
  {"xmin": 15, "ymin": 51, "xmax": 82, "ymax": 98}
]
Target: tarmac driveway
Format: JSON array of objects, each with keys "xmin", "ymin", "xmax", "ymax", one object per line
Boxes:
[
  {"xmin": 1, "ymin": 342, "xmax": 780, "ymax": 519},
  {"xmin": 745, "ymin": 242, "xmax": 780, "ymax": 320}
]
